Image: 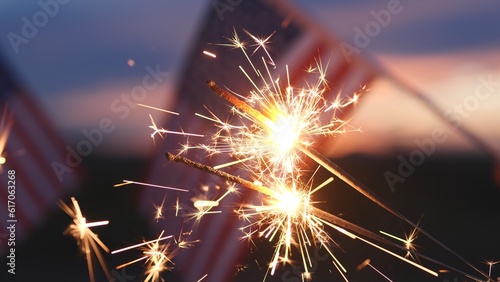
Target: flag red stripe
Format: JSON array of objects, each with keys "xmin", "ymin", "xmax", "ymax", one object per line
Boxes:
[{"xmin": 10, "ymin": 101, "xmax": 67, "ymax": 196}]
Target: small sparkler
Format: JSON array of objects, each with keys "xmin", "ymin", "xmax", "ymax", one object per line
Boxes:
[
  {"xmin": 113, "ymin": 232, "xmax": 176, "ymax": 282},
  {"xmin": 58, "ymin": 197, "xmax": 112, "ymax": 282}
]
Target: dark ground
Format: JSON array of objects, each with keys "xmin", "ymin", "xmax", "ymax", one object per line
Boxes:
[{"xmin": 2, "ymin": 151, "xmax": 499, "ymax": 282}]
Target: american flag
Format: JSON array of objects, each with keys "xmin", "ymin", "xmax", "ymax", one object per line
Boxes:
[
  {"xmin": 0, "ymin": 54, "xmax": 81, "ymax": 256},
  {"xmin": 140, "ymin": 0, "xmax": 378, "ymax": 281}
]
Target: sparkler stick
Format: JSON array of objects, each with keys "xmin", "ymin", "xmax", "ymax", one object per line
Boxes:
[
  {"xmin": 206, "ymin": 79, "xmax": 489, "ymax": 280},
  {"xmin": 166, "ymin": 152, "xmax": 274, "ymax": 196},
  {"xmin": 310, "ymin": 207, "xmax": 395, "ymax": 247},
  {"xmin": 206, "ymin": 80, "xmax": 271, "ymax": 127}
]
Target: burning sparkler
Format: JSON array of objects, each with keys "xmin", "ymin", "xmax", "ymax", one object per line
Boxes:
[
  {"xmin": 58, "ymin": 197, "xmax": 111, "ymax": 282},
  {"xmin": 193, "ymin": 29, "xmax": 360, "ymax": 179},
  {"xmin": 237, "ymin": 174, "xmax": 337, "ymax": 277}
]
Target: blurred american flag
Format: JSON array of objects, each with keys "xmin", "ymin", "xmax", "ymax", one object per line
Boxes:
[{"xmin": 0, "ymin": 53, "xmax": 81, "ymax": 256}]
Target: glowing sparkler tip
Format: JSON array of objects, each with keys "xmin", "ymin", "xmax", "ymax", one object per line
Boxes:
[{"xmin": 0, "ymin": 156, "xmax": 5, "ymax": 165}]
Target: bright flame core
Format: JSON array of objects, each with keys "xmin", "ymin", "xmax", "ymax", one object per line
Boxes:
[
  {"xmin": 266, "ymin": 114, "xmax": 301, "ymax": 156},
  {"xmin": 273, "ymin": 188, "xmax": 303, "ymax": 216}
]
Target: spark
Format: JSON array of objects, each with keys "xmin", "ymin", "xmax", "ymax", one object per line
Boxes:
[
  {"xmin": 175, "ymin": 228, "xmax": 200, "ymax": 249},
  {"xmin": 187, "ymin": 183, "xmax": 236, "ymax": 223},
  {"xmin": 114, "ymin": 179, "xmax": 189, "ymax": 193},
  {"xmin": 138, "ymin": 103, "xmax": 179, "ymax": 115},
  {"xmin": 175, "ymin": 194, "xmax": 181, "ymax": 217},
  {"xmin": 357, "ymin": 259, "xmax": 393, "ymax": 282},
  {"xmin": 235, "ymin": 263, "xmax": 249, "ymax": 274},
  {"xmin": 58, "ymin": 197, "xmax": 112, "ymax": 282},
  {"xmin": 380, "ymin": 227, "xmax": 419, "ymax": 259},
  {"xmin": 153, "ymin": 194, "xmax": 167, "ymax": 222},
  {"xmin": 213, "ymin": 156, "xmax": 255, "ymax": 170},
  {"xmin": 193, "ymin": 200, "xmax": 219, "ymax": 209},
  {"xmin": 326, "ymin": 223, "xmax": 438, "ymax": 277},
  {"xmin": 113, "ymin": 232, "xmax": 177, "ymax": 282},
  {"xmin": 196, "ymin": 274, "xmax": 208, "ymax": 282},
  {"xmin": 243, "ymin": 29, "xmax": 276, "ymax": 67},
  {"xmin": 203, "ymin": 50, "xmax": 216, "ymax": 58},
  {"xmin": 148, "ymin": 114, "xmax": 204, "ymax": 139},
  {"xmin": 486, "ymin": 260, "xmax": 500, "ymax": 278},
  {"xmin": 112, "ymin": 234, "xmax": 173, "ymax": 255}
]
